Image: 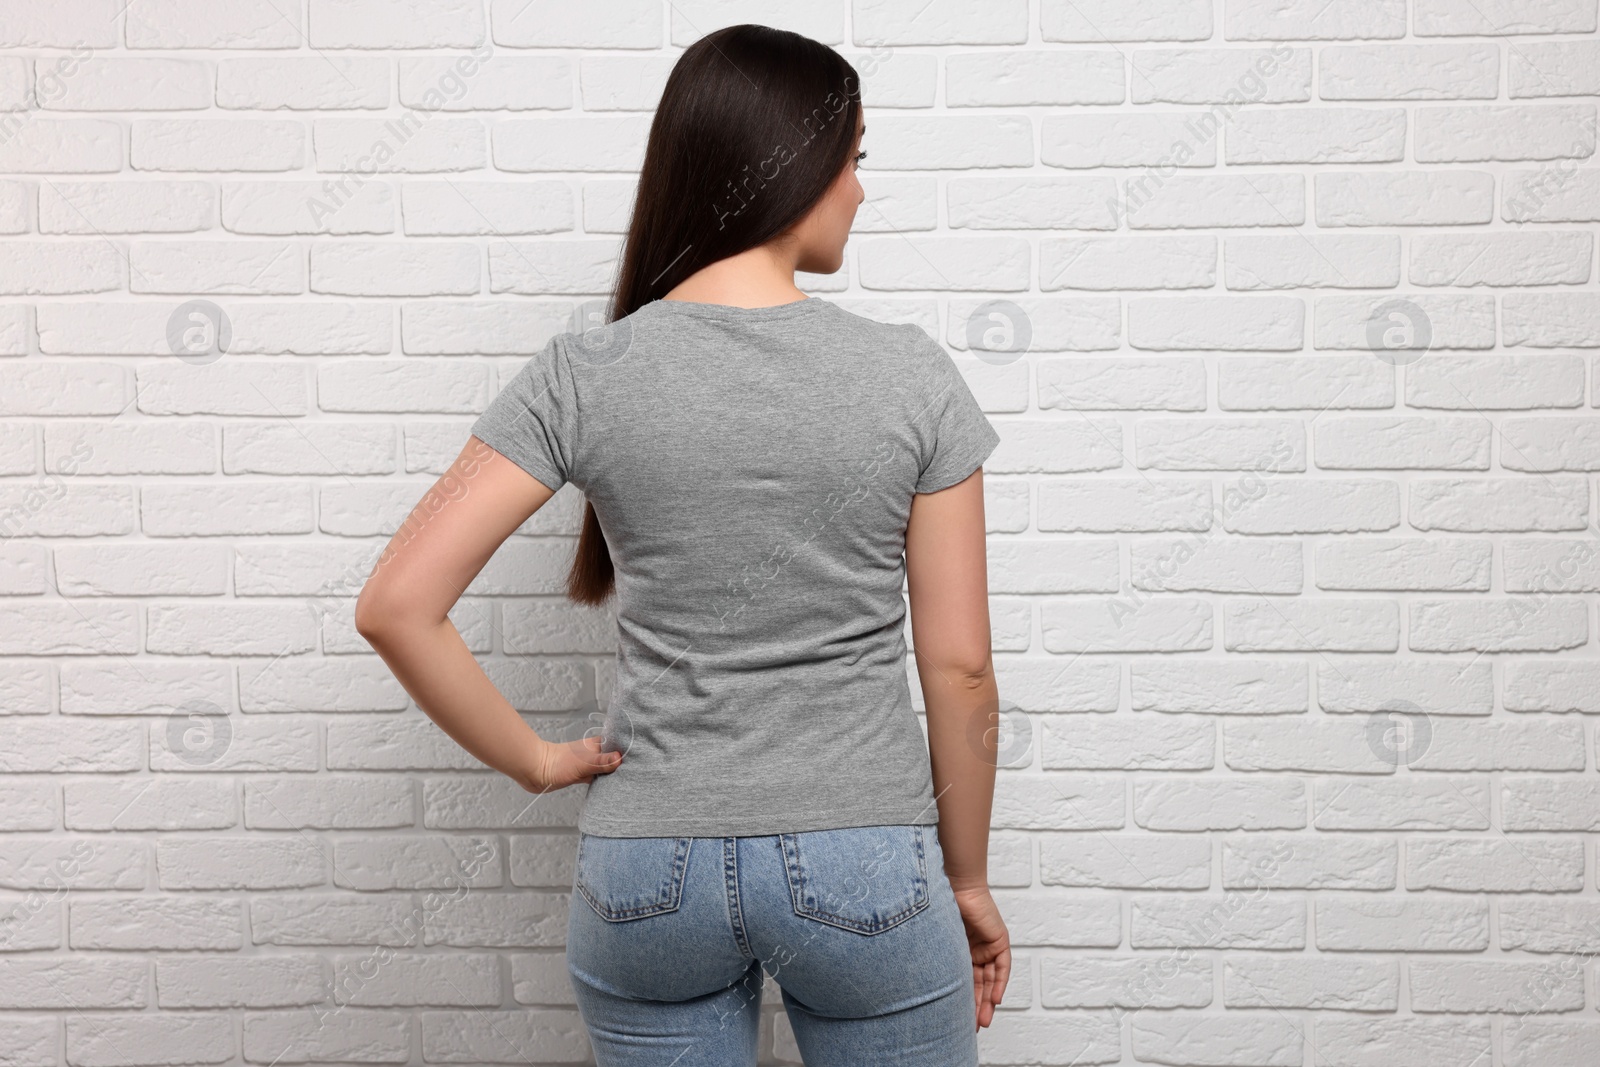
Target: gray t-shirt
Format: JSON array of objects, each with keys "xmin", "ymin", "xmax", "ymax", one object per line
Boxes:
[{"xmin": 469, "ymin": 296, "xmax": 1000, "ymax": 837}]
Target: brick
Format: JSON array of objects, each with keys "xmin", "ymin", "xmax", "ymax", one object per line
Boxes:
[
  {"xmin": 41, "ymin": 181, "xmax": 213, "ymax": 234},
  {"xmin": 1224, "ymin": 956, "xmax": 1398, "ymax": 1010},
  {"xmin": 947, "ymin": 175, "xmax": 1113, "ymax": 230},
  {"xmin": 0, "ymin": 1, "xmax": 122, "ymax": 47},
  {"xmin": 157, "ymin": 837, "xmax": 325, "ymax": 890},
  {"xmin": 1223, "ymin": 234, "xmax": 1400, "ymax": 289},
  {"xmin": 1044, "ymin": 114, "xmax": 1218, "ymax": 168},
  {"xmin": 1132, "ymin": 1014, "xmax": 1302, "ymax": 1066},
  {"xmin": 1407, "ymin": 354, "xmax": 1585, "ymax": 410},
  {"xmin": 1132, "ymin": 47, "xmax": 1310, "ymax": 104},
  {"xmin": 332, "ymin": 836, "xmax": 501, "ymax": 891},
  {"xmin": 1505, "ymin": 661, "xmax": 1600, "ymax": 712},
  {"xmin": 1038, "ymin": 479, "xmax": 1212, "ymax": 533},
  {"xmin": 1136, "ymin": 536, "xmax": 1302, "ymax": 593},
  {"xmin": 1318, "ymin": 1019, "xmax": 1491, "ymax": 1065},
  {"xmin": 1223, "ymin": 717, "xmax": 1396, "ymax": 772},
  {"xmin": 1316, "ymin": 895, "xmax": 1490, "ymax": 952},
  {"xmin": 1417, "ymin": 231, "xmax": 1593, "ymax": 288},
  {"xmin": 1503, "ymin": 168, "xmax": 1600, "ymax": 222},
  {"xmin": 947, "ymin": 52, "xmax": 1122, "ymax": 106},
  {"xmin": 1040, "ymin": 955, "xmax": 1209, "ymax": 1009},
  {"xmin": 1133, "ymin": 895, "xmax": 1305, "ymax": 949},
  {"xmin": 489, "ymin": 0, "xmax": 660, "ymax": 48},
  {"xmin": 1408, "ymin": 837, "xmax": 1584, "ymax": 890},
  {"xmin": 1313, "ymin": 778, "xmax": 1489, "ymax": 830},
  {"xmin": 403, "ymin": 181, "xmax": 572, "ymax": 238},
  {"xmin": 1222, "ymin": 835, "xmax": 1395, "ymax": 889},
  {"xmin": 133, "ymin": 119, "xmax": 303, "ymax": 171},
  {"xmin": 223, "ymin": 180, "xmax": 394, "ymax": 236},
  {"xmin": 1040, "ymin": 834, "xmax": 1209, "ymax": 889},
  {"xmin": 1217, "ymin": 355, "xmax": 1394, "ymax": 410},
  {"xmin": 1225, "ymin": 0, "xmax": 1406, "ymax": 39},
  {"xmin": 1042, "ymin": 237, "xmax": 1215, "ymax": 290},
  {"xmin": 419, "ymin": 1008, "xmax": 590, "ymax": 1063},
  {"xmin": 43, "ymin": 58, "xmax": 211, "ymax": 111},
  {"xmin": 1135, "ymin": 778, "xmax": 1306, "ymax": 830},
  {"xmin": 1220, "ymin": 478, "xmax": 1400, "ymax": 534},
  {"xmin": 1132, "ymin": 661, "xmax": 1306, "ymax": 714},
  {"xmin": 1129, "ymin": 297, "xmax": 1305, "ymax": 351},
  {"xmin": 1510, "ymin": 41, "xmax": 1600, "ymax": 97},
  {"xmin": 858, "ymin": 237, "xmax": 1028, "ymax": 291},
  {"xmin": 0, "ymin": 959, "xmax": 146, "ymax": 1008},
  {"xmin": 1409, "ymin": 598, "xmax": 1587, "ymax": 652},
  {"xmin": 1043, "ymin": 0, "xmax": 1212, "ymax": 41},
  {"xmin": 493, "ymin": 116, "xmax": 649, "ymax": 172},
  {"xmin": 855, "ymin": 0, "xmax": 1024, "ymax": 44},
  {"xmin": 399, "ymin": 57, "xmax": 570, "ymax": 112},
  {"xmin": 991, "ymin": 776, "xmax": 1123, "ymax": 831},
  {"xmin": 1316, "ymin": 170, "xmax": 1494, "ymax": 226},
  {"xmin": 242, "ymin": 1011, "xmax": 410, "ymax": 1064},
  {"xmin": 1504, "ymin": 293, "xmax": 1600, "ymax": 347},
  {"xmin": 157, "ymin": 956, "xmax": 324, "ymax": 1008},
  {"xmin": 1227, "ymin": 599, "xmax": 1399, "ymax": 652},
  {"xmin": 1414, "ymin": 0, "xmax": 1598, "ymax": 36},
  {"xmin": 1317, "ymin": 659, "xmax": 1493, "ymax": 715},
  {"xmin": 1409, "ymin": 477, "xmax": 1588, "ymax": 531},
  {"xmin": 66, "ymin": 1015, "xmax": 233, "ymax": 1067},
  {"xmin": 1125, "ymin": 174, "xmax": 1306, "ymax": 230},
  {"xmin": 1503, "ymin": 779, "xmax": 1600, "ymax": 831},
  {"xmin": 1411, "ymin": 960, "xmax": 1582, "ymax": 1013},
  {"xmin": 71, "ymin": 898, "xmax": 243, "ymax": 950},
  {"xmin": 1505, "ymin": 1021, "xmax": 1600, "ymax": 1067},
  {"xmin": 1319, "ymin": 44, "xmax": 1499, "ymax": 100},
  {"xmin": 217, "ymin": 57, "xmax": 388, "ymax": 109},
  {"xmin": 1041, "ymin": 598, "xmax": 1212, "ymax": 654},
  {"xmin": 1226, "ymin": 108, "xmax": 1406, "ymax": 164},
  {"xmin": 1415, "ymin": 105, "xmax": 1597, "ymax": 162},
  {"xmin": 1314, "ymin": 294, "xmax": 1495, "ymax": 350}
]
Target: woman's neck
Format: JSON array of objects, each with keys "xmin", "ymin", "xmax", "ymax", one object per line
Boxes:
[{"xmin": 661, "ymin": 243, "xmax": 807, "ymax": 309}]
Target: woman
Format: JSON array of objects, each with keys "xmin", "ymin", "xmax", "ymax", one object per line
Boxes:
[{"xmin": 355, "ymin": 24, "xmax": 1009, "ymax": 1066}]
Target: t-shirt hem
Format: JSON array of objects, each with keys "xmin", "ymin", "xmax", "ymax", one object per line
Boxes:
[
  {"xmin": 577, "ymin": 802, "xmax": 941, "ymax": 838},
  {"xmin": 914, "ymin": 423, "xmax": 1001, "ymax": 495},
  {"xmin": 470, "ymin": 422, "xmax": 567, "ymax": 493}
]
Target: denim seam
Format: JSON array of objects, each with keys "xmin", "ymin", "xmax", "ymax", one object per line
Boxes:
[
  {"xmin": 780, "ymin": 826, "xmax": 931, "ymax": 936},
  {"xmin": 723, "ymin": 836, "xmax": 755, "ymax": 958},
  {"xmin": 574, "ymin": 835, "xmax": 693, "ymax": 922}
]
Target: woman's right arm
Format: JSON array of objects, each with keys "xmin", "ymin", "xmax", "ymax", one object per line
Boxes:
[
  {"xmin": 904, "ymin": 466, "xmax": 1011, "ymax": 1029},
  {"xmin": 353, "ymin": 437, "xmax": 622, "ymax": 795}
]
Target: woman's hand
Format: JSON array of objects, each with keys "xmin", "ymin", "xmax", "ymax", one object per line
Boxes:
[
  {"xmin": 951, "ymin": 883, "xmax": 1011, "ymax": 1031},
  {"xmin": 515, "ymin": 735, "xmax": 623, "ymax": 793}
]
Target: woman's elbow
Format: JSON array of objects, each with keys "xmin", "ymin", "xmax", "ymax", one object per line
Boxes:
[
  {"xmin": 354, "ymin": 581, "xmax": 411, "ymax": 643},
  {"xmin": 919, "ymin": 646, "xmax": 995, "ymax": 689},
  {"xmin": 353, "ymin": 588, "xmax": 387, "ymax": 642}
]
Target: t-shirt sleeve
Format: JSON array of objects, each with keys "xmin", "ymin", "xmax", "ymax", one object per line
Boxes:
[
  {"xmin": 469, "ymin": 336, "xmax": 575, "ymax": 493},
  {"xmin": 913, "ymin": 333, "xmax": 1001, "ymax": 494}
]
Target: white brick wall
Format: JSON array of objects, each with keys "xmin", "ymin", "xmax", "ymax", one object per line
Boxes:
[{"xmin": 1, "ymin": 1, "xmax": 1598, "ymax": 1064}]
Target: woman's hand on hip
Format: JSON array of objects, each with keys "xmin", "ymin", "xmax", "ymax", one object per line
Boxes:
[
  {"xmin": 515, "ymin": 735, "xmax": 623, "ymax": 793},
  {"xmin": 951, "ymin": 883, "xmax": 1011, "ymax": 1031}
]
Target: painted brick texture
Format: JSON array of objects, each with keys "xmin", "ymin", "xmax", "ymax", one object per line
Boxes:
[{"xmin": 2, "ymin": 1, "xmax": 1599, "ymax": 1064}]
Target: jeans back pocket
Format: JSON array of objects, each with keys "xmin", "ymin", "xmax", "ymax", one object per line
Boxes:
[
  {"xmin": 573, "ymin": 833, "xmax": 693, "ymax": 922},
  {"xmin": 779, "ymin": 824, "xmax": 930, "ymax": 935}
]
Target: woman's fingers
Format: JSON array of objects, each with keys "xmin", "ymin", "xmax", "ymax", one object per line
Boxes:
[
  {"xmin": 576, "ymin": 735, "xmax": 623, "ymax": 772},
  {"xmin": 973, "ymin": 954, "xmax": 1004, "ymax": 1029},
  {"xmin": 537, "ymin": 737, "xmax": 623, "ymax": 791}
]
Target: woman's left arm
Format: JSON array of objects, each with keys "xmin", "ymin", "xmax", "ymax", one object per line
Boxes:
[{"xmin": 353, "ymin": 435, "xmax": 622, "ymax": 793}]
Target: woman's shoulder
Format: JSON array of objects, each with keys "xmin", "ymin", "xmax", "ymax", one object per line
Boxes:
[{"xmin": 812, "ymin": 300, "xmax": 947, "ymax": 361}]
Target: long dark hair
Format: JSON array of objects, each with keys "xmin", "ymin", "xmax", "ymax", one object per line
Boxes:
[{"xmin": 565, "ymin": 24, "xmax": 863, "ymax": 606}]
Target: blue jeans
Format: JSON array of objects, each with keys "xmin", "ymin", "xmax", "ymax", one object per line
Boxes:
[{"xmin": 565, "ymin": 823, "xmax": 979, "ymax": 1066}]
